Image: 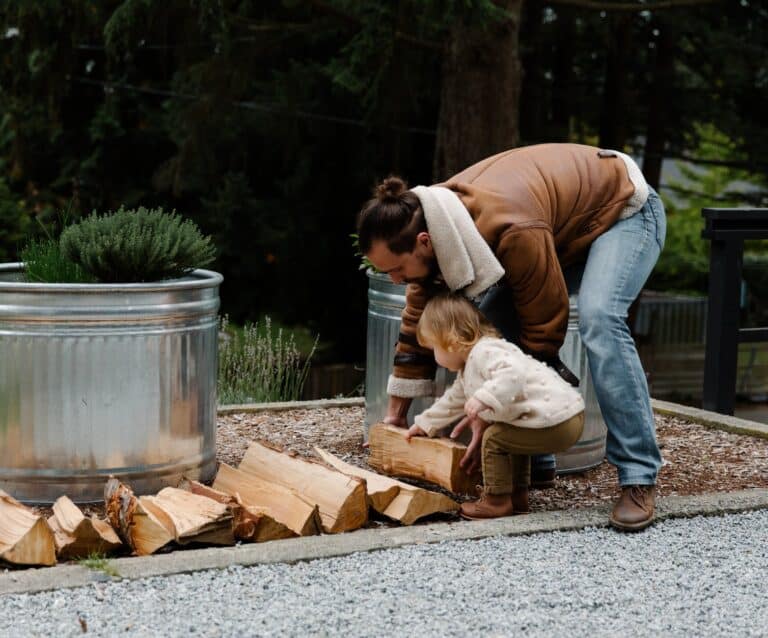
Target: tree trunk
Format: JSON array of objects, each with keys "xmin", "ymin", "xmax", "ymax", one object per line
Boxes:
[
  {"xmin": 642, "ymin": 22, "xmax": 676, "ymax": 190},
  {"xmin": 367, "ymin": 423, "xmax": 481, "ymax": 494},
  {"xmin": 551, "ymin": 7, "xmax": 577, "ymax": 141},
  {"xmin": 433, "ymin": 1, "xmax": 524, "ymax": 180},
  {"xmin": 519, "ymin": 0, "xmax": 545, "ymax": 142},
  {"xmin": 598, "ymin": 13, "xmax": 632, "ymax": 150}
]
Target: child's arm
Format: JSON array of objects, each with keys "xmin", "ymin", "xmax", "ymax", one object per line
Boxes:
[
  {"xmin": 411, "ymin": 375, "xmax": 468, "ymax": 437},
  {"xmin": 471, "ymin": 345, "xmax": 527, "ymax": 423}
]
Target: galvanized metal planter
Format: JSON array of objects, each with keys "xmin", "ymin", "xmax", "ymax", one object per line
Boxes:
[
  {"xmin": 0, "ymin": 263, "xmax": 222, "ymax": 504},
  {"xmin": 364, "ymin": 270, "xmax": 607, "ymax": 474}
]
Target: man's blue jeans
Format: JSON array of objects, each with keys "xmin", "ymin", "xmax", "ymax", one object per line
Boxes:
[{"xmin": 479, "ymin": 188, "xmax": 666, "ymax": 485}]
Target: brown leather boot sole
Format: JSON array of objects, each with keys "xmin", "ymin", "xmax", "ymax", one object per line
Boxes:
[
  {"xmin": 459, "ymin": 495, "xmax": 514, "ymax": 520},
  {"xmin": 609, "ymin": 514, "xmax": 656, "ymax": 532}
]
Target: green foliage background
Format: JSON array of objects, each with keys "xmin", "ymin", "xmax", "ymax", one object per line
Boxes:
[{"xmin": 1, "ymin": 1, "xmax": 767, "ymax": 361}]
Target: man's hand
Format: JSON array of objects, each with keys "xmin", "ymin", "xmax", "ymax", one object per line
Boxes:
[
  {"xmin": 404, "ymin": 424, "xmax": 427, "ymax": 442},
  {"xmin": 464, "ymin": 396, "xmax": 490, "ymax": 420},
  {"xmin": 450, "ymin": 415, "xmax": 490, "ymax": 475}
]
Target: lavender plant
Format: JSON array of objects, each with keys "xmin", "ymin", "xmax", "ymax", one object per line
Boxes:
[{"xmin": 218, "ymin": 316, "xmax": 317, "ymax": 404}]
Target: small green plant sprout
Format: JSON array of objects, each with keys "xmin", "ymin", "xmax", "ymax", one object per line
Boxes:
[
  {"xmin": 21, "ymin": 237, "xmax": 95, "ymax": 284},
  {"xmin": 218, "ymin": 316, "xmax": 318, "ymax": 404},
  {"xmin": 77, "ymin": 552, "xmax": 120, "ymax": 578},
  {"xmin": 20, "ymin": 201, "xmax": 94, "ymax": 283},
  {"xmin": 59, "ymin": 206, "xmax": 216, "ymax": 283},
  {"xmin": 350, "ymin": 233, "xmax": 377, "ymax": 272}
]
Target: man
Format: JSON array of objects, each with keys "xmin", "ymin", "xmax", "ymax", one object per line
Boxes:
[{"xmin": 357, "ymin": 143, "xmax": 666, "ymax": 531}]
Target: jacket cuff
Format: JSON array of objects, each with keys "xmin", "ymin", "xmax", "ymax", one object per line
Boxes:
[{"xmin": 387, "ymin": 374, "xmax": 435, "ymax": 398}]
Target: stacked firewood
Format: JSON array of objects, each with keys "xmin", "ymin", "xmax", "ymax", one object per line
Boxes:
[{"xmin": 0, "ymin": 423, "xmax": 471, "ymax": 566}]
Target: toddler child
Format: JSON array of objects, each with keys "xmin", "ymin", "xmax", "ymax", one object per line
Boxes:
[{"xmin": 406, "ymin": 294, "xmax": 585, "ymax": 519}]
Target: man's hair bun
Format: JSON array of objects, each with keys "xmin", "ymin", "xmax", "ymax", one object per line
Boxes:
[{"xmin": 375, "ymin": 175, "xmax": 408, "ymax": 202}]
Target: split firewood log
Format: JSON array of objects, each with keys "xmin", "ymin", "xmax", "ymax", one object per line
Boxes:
[
  {"xmin": 0, "ymin": 489, "xmax": 56, "ymax": 566},
  {"xmin": 314, "ymin": 447, "xmax": 459, "ymax": 525},
  {"xmin": 105, "ymin": 478, "xmax": 174, "ymax": 556},
  {"xmin": 367, "ymin": 423, "xmax": 481, "ymax": 494},
  {"xmin": 48, "ymin": 496, "xmax": 122, "ymax": 559},
  {"xmin": 179, "ymin": 478, "xmax": 296, "ymax": 543},
  {"xmin": 238, "ymin": 442, "xmax": 368, "ymax": 534},
  {"xmin": 140, "ymin": 488, "xmax": 235, "ymax": 547},
  {"xmin": 313, "ymin": 447, "xmax": 399, "ymax": 513},
  {"xmin": 213, "ymin": 463, "xmax": 321, "ymax": 537}
]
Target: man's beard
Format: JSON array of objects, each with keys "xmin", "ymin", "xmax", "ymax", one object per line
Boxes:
[{"xmin": 403, "ymin": 255, "xmax": 440, "ymax": 285}]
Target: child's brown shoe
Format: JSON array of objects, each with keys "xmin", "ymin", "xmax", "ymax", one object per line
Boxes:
[{"xmin": 459, "ymin": 486, "xmax": 528, "ymax": 520}]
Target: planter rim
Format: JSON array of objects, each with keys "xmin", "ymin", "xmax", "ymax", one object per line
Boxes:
[
  {"xmin": 366, "ymin": 268, "xmax": 392, "ymax": 282},
  {"xmin": 0, "ymin": 262, "xmax": 223, "ymax": 293}
]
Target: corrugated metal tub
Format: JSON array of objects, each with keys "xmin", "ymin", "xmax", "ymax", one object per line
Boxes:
[
  {"xmin": 0, "ymin": 263, "xmax": 221, "ymax": 503},
  {"xmin": 364, "ymin": 271, "xmax": 607, "ymax": 474}
]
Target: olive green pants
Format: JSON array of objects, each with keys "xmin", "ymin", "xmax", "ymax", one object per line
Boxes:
[{"xmin": 482, "ymin": 412, "xmax": 585, "ymax": 494}]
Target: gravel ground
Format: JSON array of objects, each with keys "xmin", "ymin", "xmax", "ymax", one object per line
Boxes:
[{"xmin": 2, "ymin": 509, "xmax": 767, "ymax": 637}]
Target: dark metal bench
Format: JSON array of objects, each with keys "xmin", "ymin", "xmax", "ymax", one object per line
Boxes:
[{"xmin": 702, "ymin": 208, "xmax": 768, "ymax": 414}]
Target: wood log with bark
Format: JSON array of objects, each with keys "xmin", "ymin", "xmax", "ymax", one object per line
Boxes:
[
  {"xmin": 105, "ymin": 478, "xmax": 235, "ymax": 555},
  {"xmin": 367, "ymin": 423, "xmax": 481, "ymax": 494},
  {"xmin": 104, "ymin": 477, "xmax": 173, "ymax": 556},
  {"xmin": 0, "ymin": 489, "xmax": 56, "ymax": 566},
  {"xmin": 180, "ymin": 478, "xmax": 297, "ymax": 542},
  {"xmin": 105, "ymin": 478, "xmax": 174, "ymax": 556},
  {"xmin": 213, "ymin": 463, "xmax": 321, "ymax": 537},
  {"xmin": 48, "ymin": 496, "xmax": 122, "ymax": 559},
  {"xmin": 315, "ymin": 448, "xmax": 459, "ymax": 525},
  {"xmin": 238, "ymin": 441, "xmax": 368, "ymax": 533}
]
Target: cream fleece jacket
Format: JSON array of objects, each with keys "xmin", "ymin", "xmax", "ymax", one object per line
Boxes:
[{"xmin": 414, "ymin": 337, "xmax": 585, "ymax": 437}]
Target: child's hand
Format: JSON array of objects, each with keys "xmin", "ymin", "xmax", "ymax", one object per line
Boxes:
[
  {"xmin": 405, "ymin": 424, "xmax": 428, "ymax": 442},
  {"xmin": 450, "ymin": 415, "xmax": 490, "ymax": 475},
  {"xmin": 464, "ymin": 397, "xmax": 490, "ymax": 420}
]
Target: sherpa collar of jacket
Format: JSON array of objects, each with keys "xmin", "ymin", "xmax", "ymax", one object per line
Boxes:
[{"xmin": 411, "ymin": 185, "xmax": 504, "ymax": 299}]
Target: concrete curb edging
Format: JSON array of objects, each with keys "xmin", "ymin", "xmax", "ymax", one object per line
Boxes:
[
  {"xmin": 217, "ymin": 397, "xmax": 364, "ymax": 415},
  {"xmin": 3, "ymin": 488, "xmax": 767, "ymax": 597},
  {"xmin": 651, "ymin": 398, "xmax": 768, "ymax": 440}
]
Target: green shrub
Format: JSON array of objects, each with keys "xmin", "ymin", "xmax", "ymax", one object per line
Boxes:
[
  {"xmin": 59, "ymin": 207, "xmax": 216, "ymax": 283},
  {"xmin": 21, "ymin": 238, "xmax": 95, "ymax": 284},
  {"xmin": 218, "ymin": 316, "xmax": 317, "ymax": 404}
]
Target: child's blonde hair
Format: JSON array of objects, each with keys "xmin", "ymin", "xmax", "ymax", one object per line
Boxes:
[{"xmin": 417, "ymin": 294, "xmax": 499, "ymax": 352}]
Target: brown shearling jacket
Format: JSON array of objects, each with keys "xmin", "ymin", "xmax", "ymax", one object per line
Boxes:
[{"xmin": 392, "ymin": 143, "xmax": 645, "ymax": 391}]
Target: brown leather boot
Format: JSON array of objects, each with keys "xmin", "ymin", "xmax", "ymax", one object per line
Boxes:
[
  {"xmin": 610, "ymin": 485, "xmax": 656, "ymax": 531},
  {"xmin": 459, "ymin": 486, "xmax": 528, "ymax": 520}
]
